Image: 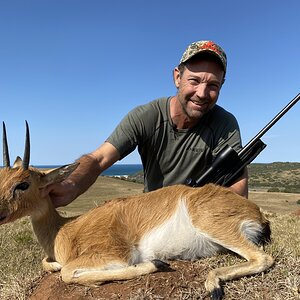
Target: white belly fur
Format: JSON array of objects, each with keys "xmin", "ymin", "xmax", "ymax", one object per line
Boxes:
[{"xmin": 132, "ymin": 199, "xmax": 224, "ymax": 264}]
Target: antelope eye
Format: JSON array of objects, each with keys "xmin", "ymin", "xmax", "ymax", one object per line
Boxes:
[{"xmin": 14, "ymin": 182, "xmax": 30, "ymax": 191}]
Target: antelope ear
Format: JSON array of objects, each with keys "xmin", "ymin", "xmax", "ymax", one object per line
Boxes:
[
  {"xmin": 12, "ymin": 156, "xmax": 23, "ymax": 168},
  {"xmin": 40, "ymin": 162, "xmax": 79, "ymax": 187}
]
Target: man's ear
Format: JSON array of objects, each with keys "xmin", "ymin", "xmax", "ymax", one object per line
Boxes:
[
  {"xmin": 40, "ymin": 162, "xmax": 79, "ymax": 188},
  {"xmin": 173, "ymin": 67, "xmax": 181, "ymax": 88}
]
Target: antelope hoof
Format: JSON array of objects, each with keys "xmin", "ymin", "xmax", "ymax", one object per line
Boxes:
[
  {"xmin": 151, "ymin": 259, "xmax": 173, "ymax": 272},
  {"xmin": 210, "ymin": 287, "xmax": 224, "ymax": 300}
]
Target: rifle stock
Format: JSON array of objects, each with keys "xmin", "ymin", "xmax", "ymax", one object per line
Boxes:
[{"xmin": 187, "ymin": 93, "xmax": 300, "ymax": 188}]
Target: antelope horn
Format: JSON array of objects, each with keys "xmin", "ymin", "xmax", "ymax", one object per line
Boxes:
[
  {"xmin": 22, "ymin": 121, "xmax": 30, "ymax": 170},
  {"xmin": 3, "ymin": 122, "xmax": 10, "ymax": 168}
]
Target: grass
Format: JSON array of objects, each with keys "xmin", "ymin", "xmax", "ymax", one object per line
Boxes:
[
  {"xmin": 0, "ymin": 218, "xmax": 44, "ymax": 300},
  {"xmin": 229, "ymin": 213, "xmax": 300, "ymax": 300}
]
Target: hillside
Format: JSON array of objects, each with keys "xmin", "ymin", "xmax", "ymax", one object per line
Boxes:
[
  {"xmin": 248, "ymin": 162, "xmax": 300, "ymax": 192},
  {"xmin": 127, "ymin": 162, "xmax": 300, "ymax": 193}
]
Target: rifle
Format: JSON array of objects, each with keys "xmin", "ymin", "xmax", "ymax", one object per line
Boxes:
[{"xmin": 186, "ymin": 93, "xmax": 300, "ymax": 188}]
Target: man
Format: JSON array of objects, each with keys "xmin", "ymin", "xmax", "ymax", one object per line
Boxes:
[{"xmin": 47, "ymin": 40, "xmax": 248, "ymax": 207}]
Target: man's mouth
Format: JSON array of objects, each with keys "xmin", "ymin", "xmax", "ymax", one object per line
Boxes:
[
  {"xmin": 190, "ymin": 100, "xmax": 209, "ymax": 109},
  {"xmin": 193, "ymin": 101, "xmax": 207, "ymax": 105}
]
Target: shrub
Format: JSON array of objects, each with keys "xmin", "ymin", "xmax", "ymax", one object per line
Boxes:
[{"xmin": 268, "ymin": 187, "xmax": 280, "ymax": 192}]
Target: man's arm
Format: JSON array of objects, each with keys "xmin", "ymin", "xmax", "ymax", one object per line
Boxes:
[
  {"xmin": 46, "ymin": 142, "xmax": 120, "ymax": 207},
  {"xmin": 228, "ymin": 167, "xmax": 248, "ymax": 198}
]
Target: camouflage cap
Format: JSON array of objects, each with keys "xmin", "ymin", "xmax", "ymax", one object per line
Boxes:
[{"xmin": 180, "ymin": 40, "xmax": 227, "ymax": 73}]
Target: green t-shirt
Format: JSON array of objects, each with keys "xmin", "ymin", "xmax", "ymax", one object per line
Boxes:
[{"xmin": 107, "ymin": 97, "xmax": 242, "ymax": 192}]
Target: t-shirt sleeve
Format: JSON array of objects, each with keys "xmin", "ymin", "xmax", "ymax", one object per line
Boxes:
[
  {"xmin": 106, "ymin": 102, "xmax": 155, "ymax": 159},
  {"xmin": 106, "ymin": 98, "xmax": 167, "ymax": 161},
  {"xmin": 106, "ymin": 111, "xmax": 140, "ymax": 159}
]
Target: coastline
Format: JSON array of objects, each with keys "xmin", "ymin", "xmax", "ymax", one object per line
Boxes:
[{"xmin": 34, "ymin": 164, "xmax": 143, "ymax": 177}]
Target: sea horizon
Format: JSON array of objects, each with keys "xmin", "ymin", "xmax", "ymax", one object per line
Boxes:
[{"xmin": 33, "ymin": 163, "xmax": 143, "ymax": 176}]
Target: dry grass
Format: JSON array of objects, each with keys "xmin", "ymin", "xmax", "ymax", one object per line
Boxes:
[
  {"xmin": 0, "ymin": 218, "xmax": 44, "ymax": 300},
  {"xmin": 221, "ymin": 213, "xmax": 300, "ymax": 300},
  {"xmin": 0, "ymin": 177, "xmax": 299, "ymax": 299}
]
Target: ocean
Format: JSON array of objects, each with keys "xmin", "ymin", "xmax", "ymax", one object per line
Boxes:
[
  {"xmin": 34, "ymin": 164, "xmax": 143, "ymax": 176},
  {"xmin": 102, "ymin": 164, "xmax": 143, "ymax": 176}
]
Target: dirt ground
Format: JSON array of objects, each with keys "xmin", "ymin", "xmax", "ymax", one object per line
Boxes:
[
  {"xmin": 27, "ymin": 177, "xmax": 300, "ymax": 300},
  {"xmin": 29, "ymin": 260, "xmax": 213, "ymax": 300}
]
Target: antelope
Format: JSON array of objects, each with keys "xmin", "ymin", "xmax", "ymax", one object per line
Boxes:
[{"xmin": 0, "ymin": 123, "xmax": 274, "ymax": 300}]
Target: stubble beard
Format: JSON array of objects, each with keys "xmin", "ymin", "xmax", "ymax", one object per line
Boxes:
[{"xmin": 179, "ymin": 97, "xmax": 210, "ymax": 123}]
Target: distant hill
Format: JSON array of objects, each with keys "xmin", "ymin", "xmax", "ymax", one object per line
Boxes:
[
  {"xmin": 127, "ymin": 162, "xmax": 300, "ymax": 193},
  {"xmin": 248, "ymin": 162, "xmax": 300, "ymax": 193}
]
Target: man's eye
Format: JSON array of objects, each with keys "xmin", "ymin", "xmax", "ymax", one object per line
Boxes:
[
  {"xmin": 14, "ymin": 182, "xmax": 30, "ymax": 191},
  {"xmin": 208, "ymin": 84, "xmax": 220, "ymax": 90},
  {"xmin": 189, "ymin": 79, "xmax": 199, "ymax": 85}
]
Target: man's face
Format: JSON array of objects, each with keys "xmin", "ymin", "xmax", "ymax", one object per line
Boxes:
[{"xmin": 173, "ymin": 58, "xmax": 224, "ymax": 121}]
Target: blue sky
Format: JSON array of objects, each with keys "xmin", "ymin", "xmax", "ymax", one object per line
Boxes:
[{"xmin": 0, "ymin": 0, "xmax": 299, "ymax": 165}]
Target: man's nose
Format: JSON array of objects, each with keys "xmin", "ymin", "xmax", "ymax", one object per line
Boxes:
[{"xmin": 195, "ymin": 83, "xmax": 209, "ymax": 99}]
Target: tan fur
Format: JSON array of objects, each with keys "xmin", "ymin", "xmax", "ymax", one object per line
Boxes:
[{"xmin": 0, "ymin": 165, "xmax": 274, "ymax": 299}]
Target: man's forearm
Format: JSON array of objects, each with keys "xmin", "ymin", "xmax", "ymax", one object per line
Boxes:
[
  {"xmin": 67, "ymin": 142, "xmax": 121, "ymax": 200},
  {"xmin": 67, "ymin": 154, "xmax": 102, "ymax": 198},
  {"xmin": 229, "ymin": 168, "xmax": 248, "ymax": 198}
]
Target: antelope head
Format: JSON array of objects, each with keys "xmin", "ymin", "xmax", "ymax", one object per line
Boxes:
[{"xmin": 0, "ymin": 122, "xmax": 79, "ymax": 225}]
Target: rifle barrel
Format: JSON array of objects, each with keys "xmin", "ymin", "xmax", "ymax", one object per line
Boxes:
[{"xmin": 239, "ymin": 93, "xmax": 300, "ymax": 157}]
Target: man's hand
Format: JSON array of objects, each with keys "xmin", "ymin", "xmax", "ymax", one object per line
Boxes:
[
  {"xmin": 42, "ymin": 179, "xmax": 78, "ymax": 208},
  {"xmin": 41, "ymin": 142, "xmax": 120, "ymax": 208}
]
